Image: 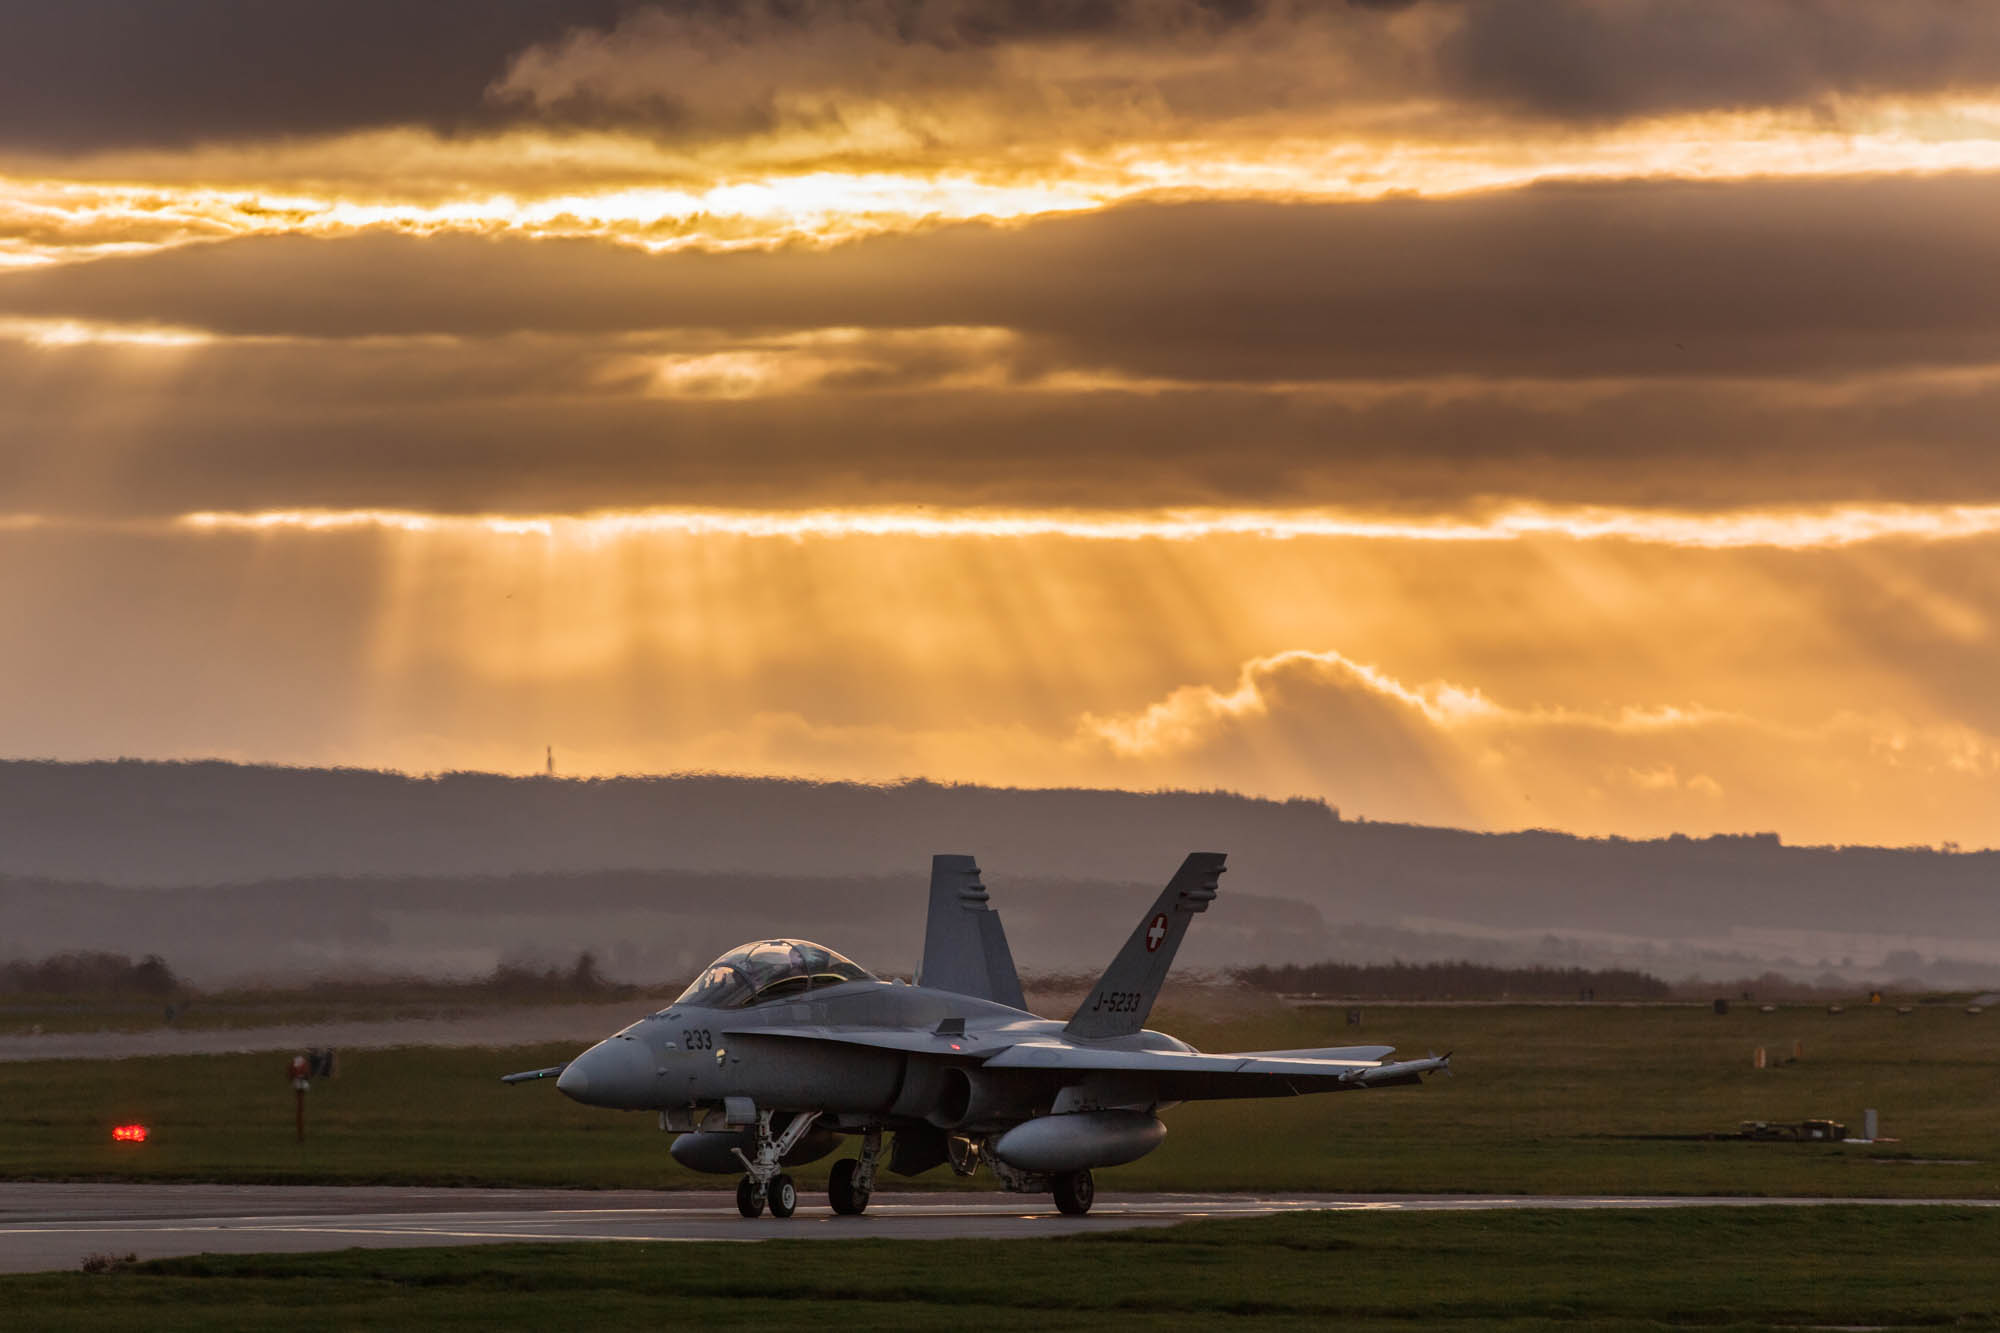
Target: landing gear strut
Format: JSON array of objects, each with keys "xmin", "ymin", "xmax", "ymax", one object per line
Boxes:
[
  {"xmin": 732, "ymin": 1109, "xmax": 820, "ymax": 1220},
  {"xmin": 1052, "ymin": 1167, "xmax": 1095, "ymax": 1216},
  {"xmin": 829, "ymin": 1127, "xmax": 882, "ymax": 1216},
  {"xmin": 978, "ymin": 1138, "xmax": 1093, "ymax": 1216}
]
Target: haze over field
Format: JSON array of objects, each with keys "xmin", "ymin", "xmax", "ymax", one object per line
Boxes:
[{"xmin": 4, "ymin": 4, "xmax": 1999, "ymax": 970}]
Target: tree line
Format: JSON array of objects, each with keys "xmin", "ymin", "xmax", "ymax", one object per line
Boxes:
[
  {"xmin": 0, "ymin": 951, "xmax": 179, "ymax": 996},
  {"xmin": 1231, "ymin": 960, "xmax": 1671, "ymax": 1001}
]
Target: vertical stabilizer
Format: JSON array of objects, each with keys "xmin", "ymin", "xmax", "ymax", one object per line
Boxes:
[
  {"xmin": 1064, "ymin": 852, "xmax": 1225, "ymax": 1040},
  {"xmin": 917, "ymin": 854, "xmax": 1027, "ymax": 1010}
]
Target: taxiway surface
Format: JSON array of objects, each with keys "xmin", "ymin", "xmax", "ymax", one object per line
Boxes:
[{"xmin": 4, "ymin": 1183, "xmax": 1997, "ymax": 1274}]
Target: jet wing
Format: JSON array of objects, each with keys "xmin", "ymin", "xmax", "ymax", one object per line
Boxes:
[
  {"xmin": 985, "ymin": 1042, "xmax": 1448, "ymax": 1098},
  {"xmin": 720, "ymin": 1026, "xmax": 1447, "ymax": 1097},
  {"xmin": 724, "ymin": 1024, "xmax": 1019, "ymax": 1060}
]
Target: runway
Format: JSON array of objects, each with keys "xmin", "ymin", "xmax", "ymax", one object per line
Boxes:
[{"xmin": 4, "ymin": 1183, "xmax": 1997, "ymax": 1274}]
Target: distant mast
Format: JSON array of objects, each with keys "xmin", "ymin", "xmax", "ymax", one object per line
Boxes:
[{"xmin": 545, "ymin": 745, "xmax": 554, "ymax": 778}]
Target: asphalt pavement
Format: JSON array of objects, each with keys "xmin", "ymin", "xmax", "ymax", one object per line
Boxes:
[{"xmin": 4, "ymin": 1183, "xmax": 1996, "ymax": 1274}]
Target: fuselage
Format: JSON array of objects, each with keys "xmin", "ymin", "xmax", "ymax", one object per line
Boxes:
[{"xmin": 556, "ymin": 977, "xmax": 1191, "ymax": 1133}]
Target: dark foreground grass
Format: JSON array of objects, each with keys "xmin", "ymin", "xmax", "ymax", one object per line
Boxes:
[
  {"xmin": 9, "ymin": 1207, "xmax": 2000, "ymax": 1331},
  {"xmin": 4, "ymin": 1003, "xmax": 1995, "ymax": 1197}
]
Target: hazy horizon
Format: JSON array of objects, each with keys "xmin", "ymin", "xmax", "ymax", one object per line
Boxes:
[{"xmin": 4, "ymin": 760, "xmax": 1994, "ymax": 991}]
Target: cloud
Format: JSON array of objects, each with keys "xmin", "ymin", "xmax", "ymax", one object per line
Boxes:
[
  {"xmin": 488, "ymin": 0, "xmax": 1388, "ymax": 147},
  {"xmin": 8, "ymin": 174, "xmax": 2000, "ymax": 382},
  {"xmin": 13, "ymin": 336, "xmax": 2000, "ymax": 519},
  {"xmin": 10, "ymin": 2, "xmax": 2000, "ymax": 158},
  {"xmin": 1079, "ymin": 650, "xmax": 1483, "ymax": 824},
  {"xmin": 1437, "ymin": 0, "xmax": 2000, "ymax": 121},
  {"xmin": 8, "ymin": 173, "xmax": 2000, "ymax": 518},
  {"xmin": 0, "ymin": 1, "xmax": 631, "ymax": 153},
  {"xmin": 491, "ymin": 1, "xmax": 2000, "ymax": 147},
  {"xmin": 1075, "ymin": 649, "xmax": 2000, "ymax": 841}
]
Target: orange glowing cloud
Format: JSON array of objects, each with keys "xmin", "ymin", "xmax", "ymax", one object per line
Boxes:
[
  {"xmin": 166, "ymin": 502, "xmax": 2000, "ymax": 552},
  {"xmin": 1070, "ymin": 649, "xmax": 2000, "ymax": 844},
  {"xmin": 8, "ymin": 95, "xmax": 2000, "ymax": 268}
]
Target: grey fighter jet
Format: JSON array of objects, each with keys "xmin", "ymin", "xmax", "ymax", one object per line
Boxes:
[{"xmin": 504, "ymin": 853, "xmax": 1448, "ymax": 1218}]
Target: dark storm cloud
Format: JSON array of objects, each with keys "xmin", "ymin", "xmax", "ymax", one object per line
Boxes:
[
  {"xmin": 7, "ymin": 174, "xmax": 2000, "ymax": 382},
  {"xmin": 12, "ymin": 2, "xmax": 2000, "ymax": 155},
  {"xmin": 490, "ymin": 0, "xmax": 2000, "ymax": 137},
  {"xmin": 0, "ymin": 1, "xmax": 1270, "ymax": 153},
  {"xmin": 8, "ymin": 332, "xmax": 2000, "ymax": 518},
  {"xmin": 0, "ymin": 0, "xmax": 635, "ymax": 152},
  {"xmin": 1436, "ymin": 0, "xmax": 2000, "ymax": 121}
]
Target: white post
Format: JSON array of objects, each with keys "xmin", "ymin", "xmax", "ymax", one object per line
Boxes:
[{"xmin": 1863, "ymin": 1108, "xmax": 1878, "ymax": 1141}]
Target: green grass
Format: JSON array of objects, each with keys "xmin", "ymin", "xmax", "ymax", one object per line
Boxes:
[
  {"xmin": 9, "ymin": 1207, "xmax": 2000, "ymax": 1330},
  {"xmin": 1, "ymin": 985, "xmax": 646, "ymax": 1035},
  {"xmin": 1, "ymin": 1002, "xmax": 1995, "ymax": 1196}
]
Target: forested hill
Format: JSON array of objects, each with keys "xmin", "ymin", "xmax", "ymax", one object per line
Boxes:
[{"xmin": 1, "ymin": 761, "xmax": 1994, "ymax": 957}]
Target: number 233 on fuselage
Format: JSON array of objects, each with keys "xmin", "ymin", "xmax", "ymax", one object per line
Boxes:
[{"xmin": 505, "ymin": 852, "xmax": 1449, "ymax": 1218}]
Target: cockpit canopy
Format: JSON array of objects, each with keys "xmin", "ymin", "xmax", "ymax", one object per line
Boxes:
[{"xmin": 670, "ymin": 939, "xmax": 877, "ymax": 1010}]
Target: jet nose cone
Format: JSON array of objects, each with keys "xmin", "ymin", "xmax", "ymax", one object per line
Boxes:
[{"xmin": 555, "ymin": 1036, "xmax": 652, "ymax": 1108}]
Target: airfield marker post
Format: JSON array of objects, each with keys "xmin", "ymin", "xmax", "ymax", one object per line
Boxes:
[{"xmin": 289, "ymin": 1054, "xmax": 310, "ymax": 1143}]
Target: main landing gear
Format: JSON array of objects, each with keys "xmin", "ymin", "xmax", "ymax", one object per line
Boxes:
[
  {"xmin": 732, "ymin": 1109, "xmax": 819, "ymax": 1219},
  {"xmin": 1051, "ymin": 1167, "xmax": 1095, "ymax": 1217},
  {"xmin": 829, "ymin": 1127, "xmax": 882, "ymax": 1216},
  {"xmin": 985, "ymin": 1146, "xmax": 1097, "ymax": 1216}
]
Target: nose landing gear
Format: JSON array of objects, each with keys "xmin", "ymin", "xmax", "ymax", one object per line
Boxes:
[{"xmin": 731, "ymin": 1108, "xmax": 821, "ymax": 1220}]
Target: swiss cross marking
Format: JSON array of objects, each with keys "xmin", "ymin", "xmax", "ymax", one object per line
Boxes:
[{"xmin": 1145, "ymin": 913, "xmax": 1169, "ymax": 952}]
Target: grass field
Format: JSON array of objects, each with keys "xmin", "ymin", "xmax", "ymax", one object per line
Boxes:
[
  {"xmin": 7, "ymin": 1207, "xmax": 1999, "ymax": 1330},
  {"xmin": 2, "ymin": 1001, "xmax": 1994, "ymax": 1197}
]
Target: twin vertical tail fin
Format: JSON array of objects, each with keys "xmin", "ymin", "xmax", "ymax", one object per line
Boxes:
[
  {"xmin": 916, "ymin": 854, "xmax": 1027, "ymax": 1011},
  {"xmin": 1064, "ymin": 852, "xmax": 1225, "ymax": 1040}
]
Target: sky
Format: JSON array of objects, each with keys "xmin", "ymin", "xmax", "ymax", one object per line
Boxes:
[{"xmin": 5, "ymin": 0, "xmax": 2000, "ymax": 848}]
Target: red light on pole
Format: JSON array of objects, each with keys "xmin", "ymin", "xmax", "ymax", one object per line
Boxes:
[{"xmin": 112, "ymin": 1124, "xmax": 149, "ymax": 1143}]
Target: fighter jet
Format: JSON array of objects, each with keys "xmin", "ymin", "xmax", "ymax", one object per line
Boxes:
[{"xmin": 504, "ymin": 852, "xmax": 1448, "ymax": 1218}]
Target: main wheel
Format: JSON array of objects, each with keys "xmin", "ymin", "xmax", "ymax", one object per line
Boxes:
[
  {"xmin": 735, "ymin": 1176, "xmax": 765, "ymax": 1219},
  {"xmin": 829, "ymin": 1157, "xmax": 871, "ymax": 1215},
  {"xmin": 1052, "ymin": 1168, "xmax": 1094, "ymax": 1216},
  {"xmin": 768, "ymin": 1173, "xmax": 798, "ymax": 1218}
]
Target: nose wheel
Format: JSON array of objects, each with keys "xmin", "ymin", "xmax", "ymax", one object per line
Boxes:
[
  {"xmin": 735, "ymin": 1173, "xmax": 796, "ymax": 1217},
  {"xmin": 731, "ymin": 1109, "xmax": 820, "ymax": 1220}
]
